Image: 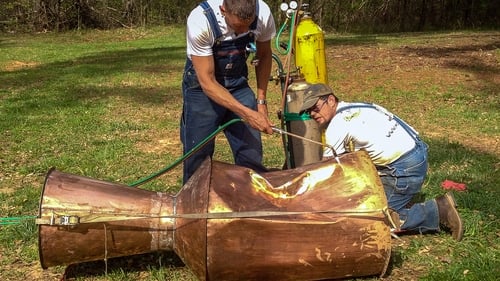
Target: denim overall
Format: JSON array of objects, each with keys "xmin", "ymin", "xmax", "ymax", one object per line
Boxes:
[
  {"xmin": 180, "ymin": 1, "xmax": 266, "ymax": 184},
  {"xmin": 337, "ymin": 104, "xmax": 439, "ymax": 233}
]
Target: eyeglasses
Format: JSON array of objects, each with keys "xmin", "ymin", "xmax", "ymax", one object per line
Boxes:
[{"xmin": 306, "ymin": 96, "xmax": 328, "ymax": 114}]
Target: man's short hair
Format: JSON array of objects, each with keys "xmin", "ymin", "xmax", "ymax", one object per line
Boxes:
[{"xmin": 223, "ymin": 0, "xmax": 256, "ymax": 21}]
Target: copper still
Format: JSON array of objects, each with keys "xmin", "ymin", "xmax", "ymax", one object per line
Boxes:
[{"xmin": 37, "ymin": 150, "xmax": 391, "ymax": 280}]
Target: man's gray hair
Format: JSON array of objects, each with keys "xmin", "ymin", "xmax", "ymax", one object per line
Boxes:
[{"xmin": 223, "ymin": 0, "xmax": 256, "ymax": 21}]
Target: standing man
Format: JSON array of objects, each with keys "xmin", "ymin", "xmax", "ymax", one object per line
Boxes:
[
  {"xmin": 300, "ymin": 83, "xmax": 464, "ymax": 241},
  {"xmin": 181, "ymin": 0, "xmax": 276, "ymax": 183}
]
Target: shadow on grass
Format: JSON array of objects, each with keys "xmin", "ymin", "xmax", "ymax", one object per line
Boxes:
[
  {"xmin": 0, "ymin": 46, "xmax": 186, "ymax": 130},
  {"xmin": 0, "ymin": 45, "xmax": 185, "ymax": 105},
  {"xmin": 62, "ymin": 251, "xmax": 188, "ymax": 279},
  {"xmin": 397, "ymin": 41, "xmax": 500, "ymax": 95}
]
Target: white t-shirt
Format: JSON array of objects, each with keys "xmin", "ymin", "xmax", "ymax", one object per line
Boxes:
[
  {"xmin": 186, "ymin": 0, "xmax": 276, "ymax": 59},
  {"xmin": 323, "ymin": 101, "xmax": 418, "ymax": 166}
]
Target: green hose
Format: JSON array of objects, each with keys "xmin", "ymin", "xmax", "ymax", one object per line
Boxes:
[
  {"xmin": 274, "ymin": 12, "xmax": 296, "ymax": 55},
  {"xmin": 128, "ymin": 118, "xmax": 243, "ymax": 187},
  {"xmin": 0, "ymin": 215, "xmax": 36, "ymax": 226}
]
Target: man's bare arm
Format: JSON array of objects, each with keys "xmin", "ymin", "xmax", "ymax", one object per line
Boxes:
[{"xmin": 191, "ymin": 55, "xmax": 273, "ymax": 134}]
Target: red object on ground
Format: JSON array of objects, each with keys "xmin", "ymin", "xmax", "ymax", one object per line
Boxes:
[{"xmin": 441, "ymin": 180, "xmax": 467, "ymax": 191}]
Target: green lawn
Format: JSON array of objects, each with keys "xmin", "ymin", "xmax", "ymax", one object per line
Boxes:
[{"xmin": 1, "ymin": 27, "xmax": 499, "ymax": 280}]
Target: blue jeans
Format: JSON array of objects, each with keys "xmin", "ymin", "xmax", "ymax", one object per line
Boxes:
[
  {"xmin": 180, "ymin": 64, "xmax": 266, "ymax": 184},
  {"xmin": 378, "ymin": 140, "xmax": 439, "ymax": 233}
]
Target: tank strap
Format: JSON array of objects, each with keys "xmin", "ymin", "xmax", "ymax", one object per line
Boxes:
[
  {"xmin": 284, "ymin": 112, "xmax": 311, "ymax": 121},
  {"xmin": 336, "ymin": 103, "xmax": 420, "ymax": 142},
  {"xmin": 36, "ymin": 209, "xmax": 385, "ymax": 225}
]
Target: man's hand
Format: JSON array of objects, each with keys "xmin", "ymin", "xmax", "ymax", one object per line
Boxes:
[{"xmin": 243, "ymin": 109, "xmax": 273, "ymax": 134}]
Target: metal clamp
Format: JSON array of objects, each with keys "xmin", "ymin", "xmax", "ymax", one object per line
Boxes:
[{"xmin": 59, "ymin": 215, "xmax": 80, "ymax": 226}]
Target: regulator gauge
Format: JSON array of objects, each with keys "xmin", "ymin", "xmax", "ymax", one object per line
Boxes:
[{"xmin": 280, "ymin": 2, "xmax": 288, "ymax": 12}]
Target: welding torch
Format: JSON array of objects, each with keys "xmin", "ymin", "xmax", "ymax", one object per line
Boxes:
[{"xmin": 271, "ymin": 126, "xmax": 338, "ymax": 158}]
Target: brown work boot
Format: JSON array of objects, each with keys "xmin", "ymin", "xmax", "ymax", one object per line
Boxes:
[{"xmin": 436, "ymin": 192, "xmax": 464, "ymax": 241}]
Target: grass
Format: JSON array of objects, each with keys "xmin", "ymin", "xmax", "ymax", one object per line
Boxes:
[{"xmin": 1, "ymin": 27, "xmax": 499, "ymax": 280}]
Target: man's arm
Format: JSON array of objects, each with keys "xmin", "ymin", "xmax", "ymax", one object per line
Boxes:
[
  {"xmin": 191, "ymin": 55, "xmax": 273, "ymax": 134},
  {"xmin": 254, "ymin": 39, "xmax": 273, "ymax": 118}
]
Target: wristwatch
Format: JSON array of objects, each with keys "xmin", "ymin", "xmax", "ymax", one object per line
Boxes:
[{"xmin": 256, "ymin": 99, "xmax": 267, "ymax": 105}]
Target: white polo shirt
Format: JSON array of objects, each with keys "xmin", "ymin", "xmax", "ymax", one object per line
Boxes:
[
  {"xmin": 323, "ymin": 102, "xmax": 418, "ymax": 166},
  {"xmin": 186, "ymin": 0, "xmax": 276, "ymax": 59}
]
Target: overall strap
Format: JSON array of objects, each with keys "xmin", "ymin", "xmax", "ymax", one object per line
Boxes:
[
  {"xmin": 200, "ymin": 1, "xmax": 223, "ymax": 40},
  {"xmin": 336, "ymin": 103, "xmax": 420, "ymax": 142},
  {"xmin": 200, "ymin": 1, "xmax": 259, "ymax": 43},
  {"xmin": 249, "ymin": 0, "xmax": 259, "ymax": 30}
]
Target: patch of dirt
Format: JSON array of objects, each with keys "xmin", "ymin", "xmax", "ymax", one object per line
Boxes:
[
  {"xmin": 328, "ymin": 31, "xmax": 499, "ymax": 156},
  {"xmin": 3, "ymin": 61, "xmax": 40, "ymax": 71}
]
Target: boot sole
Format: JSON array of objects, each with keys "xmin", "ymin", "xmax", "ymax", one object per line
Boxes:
[{"xmin": 444, "ymin": 192, "xmax": 464, "ymax": 241}]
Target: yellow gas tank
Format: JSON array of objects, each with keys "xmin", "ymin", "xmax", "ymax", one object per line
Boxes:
[{"xmin": 294, "ymin": 13, "xmax": 328, "ymax": 84}]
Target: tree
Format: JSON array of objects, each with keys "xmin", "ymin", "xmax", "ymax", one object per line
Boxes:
[{"xmin": 0, "ymin": 0, "xmax": 498, "ymax": 33}]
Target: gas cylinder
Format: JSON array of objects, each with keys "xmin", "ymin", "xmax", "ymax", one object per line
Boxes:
[
  {"xmin": 284, "ymin": 77, "xmax": 323, "ymax": 168},
  {"xmin": 294, "ymin": 11, "xmax": 328, "ymax": 84}
]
